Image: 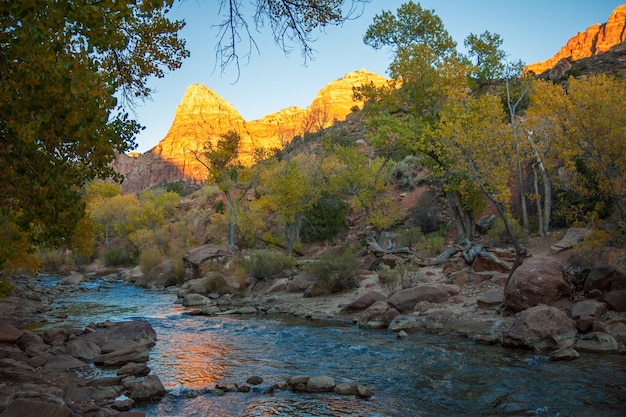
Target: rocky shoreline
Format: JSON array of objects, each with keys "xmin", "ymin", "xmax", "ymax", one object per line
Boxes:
[{"xmin": 1, "ymin": 232, "xmax": 625, "ymax": 416}]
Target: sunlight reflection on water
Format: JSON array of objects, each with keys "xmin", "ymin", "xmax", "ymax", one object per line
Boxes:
[{"xmin": 40, "ymin": 277, "xmax": 626, "ymax": 417}]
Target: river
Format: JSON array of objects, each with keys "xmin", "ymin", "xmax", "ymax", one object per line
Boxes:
[{"xmin": 39, "ymin": 277, "xmax": 626, "ymax": 417}]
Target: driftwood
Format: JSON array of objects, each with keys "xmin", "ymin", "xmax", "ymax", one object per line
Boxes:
[
  {"xmin": 422, "ymin": 242, "xmax": 516, "ymax": 271},
  {"xmin": 366, "ymin": 239, "xmax": 413, "ymax": 256}
]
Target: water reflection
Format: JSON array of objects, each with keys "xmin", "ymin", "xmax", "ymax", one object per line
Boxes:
[{"xmin": 40, "ymin": 277, "xmax": 626, "ymax": 417}]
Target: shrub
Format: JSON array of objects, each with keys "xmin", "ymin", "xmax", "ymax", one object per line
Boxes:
[
  {"xmin": 397, "ymin": 226, "xmax": 447, "ymax": 258},
  {"xmin": 377, "ymin": 258, "xmax": 425, "ymax": 295},
  {"xmin": 139, "ymin": 246, "xmax": 164, "ymax": 273},
  {"xmin": 242, "ymin": 249, "xmax": 295, "ymax": 280},
  {"xmin": 414, "ymin": 231, "xmax": 446, "ymax": 258},
  {"xmin": 486, "ymin": 217, "xmax": 526, "ymax": 246},
  {"xmin": 306, "ymin": 246, "xmax": 360, "ymax": 294},
  {"xmin": 38, "ymin": 250, "xmax": 76, "ymax": 274},
  {"xmin": 0, "ymin": 280, "xmax": 14, "ymax": 298},
  {"xmin": 103, "ymin": 246, "xmax": 136, "ymax": 267},
  {"xmin": 301, "ymin": 195, "xmax": 347, "ymax": 243}
]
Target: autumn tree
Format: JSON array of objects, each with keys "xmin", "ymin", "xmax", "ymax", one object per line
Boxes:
[
  {"xmin": 358, "ymin": 1, "xmax": 480, "ymax": 242},
  {"xmin": 464, "ymin": 31, "xmax": 506, "ymax": 88},
  {"xmin": 434, "ymin": 93, "xmax": 526, "ymax": 283},
  {"xmin": 0, "ymin": 0, "xmax": 188, "ymax": 267},
  {"xmin": 527, "ymin": 75, "xmax": 626, "ymax": 235},
  {"xmin": 195, "ymin": 131, "xmax": 242, "ymax": 246}
]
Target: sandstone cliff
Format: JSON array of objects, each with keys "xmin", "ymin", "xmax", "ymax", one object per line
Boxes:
[
  {"xmin": 113, "ymin": 69, "xmax": 387, "ymax": 193},
  {"xmin": 525, "ymin": 4, "xmax": 626, "ymax": 75}
]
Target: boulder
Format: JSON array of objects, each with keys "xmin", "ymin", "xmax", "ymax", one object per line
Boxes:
[
  {"xmin": 182, "ymin": 293, "xmax": 211, "ymax": 307},
  {"xmin": 388, "ymin": 314, "xmax": 420, "ymax": 332},
  {"xmin": 604, "ymin": 290, "xmax": 626, "ymax": 312},
  {"xmin": 575, "ymin": 332, "xmax": 618, "ymax": 353},
  {"xmin": 550, "ymin": 228, "xmax": 589, "ymax": 252},
  {"xmin": 134, "ymin": 259, "xmax": 176, "ymax": 289},
  {"xmin": 286, "ymin": 272, "xmax": 317, "ymax": 292},
  {"xmin": 477, "ymin": 290, "xmax": 504, "ymax": 308},
  {"xmin": 475, "ymin": 214, "xmax": 497, "ymax": 234},
  {"xmin": 387, "ymin": 285, "xmax": 458, "ymax": 313},
  {"xmin": 549, "ymin": 347, "xmax": 580, "ymax": 361},
  {"xmin": 177, "ymin": 273, "xmax": 227, "ymax": 297},
  {"xmin": 94, "ymin": 342, "xmax": 149, "ymax": 366},
  {"xmin": 183, "ymin": 244, "xmax": 239, "ymax": 282},
  {"xmin": 60, "ymin": 271, "xmax": 84, "ymax": 285},
  {"xmin": 267, "ymin": 278, "xmax": 289, "ymax": 294},
  {"xmin": 287, "ymin": 375, "xmax": 309, "ymax": 391},
  {"xmin": 44, "ymin": 354, "xmax": 87, "ymax": 370},
  {"xmin": 64, "ymin": 339, "xmax": 102, "ymax": 363},
  {"xmin": 340, "ymin": 291, "xmax": 386, "ymax": 313},
  {"xmin": 0, "ymin": 398, "xmax": 72, "ymax": 417},
  {"xmin": 117, "ymin": 362, "xmax": 151, "ymax": 377},
  {"xmin": 124, "ymin": 375, "xmax": 166, "ymax": 402},
  {"xmin": 504, "ymin": 259, "xmax": 570, "ymax": 312},
  {"xmin": 306, "ymin": 375, "xmax": 336, "ymax": 393},
  {"xmin": 42, "ymin": 327, "xmax": 68, "ymax": 345},
  {"xmin": 334, "ymin": 383, "xmax": 359, "ymax": 395},
  {"xmin": 0, "ymin": 322, "xmax": 23, "ymax": 343},
  {"xmin": 502, "ymin": 305, "xmax": 578, "ymax": 351},
  {"xmin": 79, "ymin": 320, "xmax": 157, "ymax": 348},
  {"xmin": 357, "ymin": 301, "xmax": 398, "ymax": 329},
  {"xmin": 584, "ymin": 265, "xmax": 625, "ymax": 294},
  {"xmin": 568, "ymin": 299, "xmax": 607, "ymax": 319},
  {"xmin": 604, "ymin": 319, "xmax": 626, "ymax": 344}
]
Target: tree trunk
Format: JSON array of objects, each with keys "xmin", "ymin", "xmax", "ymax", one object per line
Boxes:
[
  {"xmin": 225, "ymin": 190, "xmax": 235, "ymax": 246},
  {"xmin": 446, "ymin": 190, "xmax": 473, "ymax": 243}
]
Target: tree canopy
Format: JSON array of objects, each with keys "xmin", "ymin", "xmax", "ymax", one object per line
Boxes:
[{"xmin": 0, "ymin": 0, "xmax": 368, "ymax": 268}]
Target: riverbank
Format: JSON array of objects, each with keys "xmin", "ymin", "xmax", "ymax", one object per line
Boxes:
[{"xmin": 169, "ymin": 233, "xmax": 626, "ymax": 356}]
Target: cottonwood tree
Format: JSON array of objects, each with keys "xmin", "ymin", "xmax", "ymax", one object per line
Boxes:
[
  {"xmin": 527, "ymin": 75, "xmax": 626, "ymax": 234},
  {"xmin": 195, "ymin": 131, "xmax": 242, "ymax": 246},
  {"xmin": 1, "ymin": 0, "xmax": 372, "ymax": 268},
  {"xmin": 0, "ymin": 0, "xmax": 188, "ymax": 267},
  {"xmin": 434, "ymin": 93, "xmax": 526, "ymax": 284},
  {"xmin": 358, "ymin": 1, "xmax": 480, "ymax": 242}
]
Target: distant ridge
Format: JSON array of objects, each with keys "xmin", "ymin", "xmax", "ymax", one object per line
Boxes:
[
  {"xmin": 525, "ymin": 4, "xmax": 626, "ymax": 75},
  {"xmin": 112, "ymin": 69, "xmax": 387, "ymax": 193}
]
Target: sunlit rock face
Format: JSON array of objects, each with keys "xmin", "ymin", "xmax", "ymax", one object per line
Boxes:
[
  {"xmin": 113, "ymin": 69, "xmax": 387, "ymax": 193},
  {"xmin": 525, "ymin": 4, "xmax": 626, "ymax": 75}
]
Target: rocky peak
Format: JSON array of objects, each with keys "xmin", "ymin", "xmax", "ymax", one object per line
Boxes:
[
  {"xmin": 525, "ymin": 5, "xmax": 626, "ymax": 75},
  {"xmin": 113, "ymin": 69, "xmax": 387, "ymax": 193}
]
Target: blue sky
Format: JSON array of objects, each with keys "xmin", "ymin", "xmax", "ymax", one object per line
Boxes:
[{"xmin": 132, "ymin": 0, "xmax": 624, "ymax": 153}]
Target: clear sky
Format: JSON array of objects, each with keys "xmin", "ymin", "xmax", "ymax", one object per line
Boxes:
[{"xmin": 131, "ymin": 0, "xmax": 624, "ymax": 153}]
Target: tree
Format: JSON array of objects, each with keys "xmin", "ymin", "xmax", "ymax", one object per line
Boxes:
[
  {"xmin": 464, "ymin": 31, "xmax": 506, "ymax": 87},
  {"xmin": 215, "ymin": 0, "xmax": 371, "ymax": 77},
  {"xmin": 434, "ymin": 93, "xmax": 526, "ymax": 284},
  {"xmin": 0, "ymin": 0, "xmax": 188, "ymax": 264},
  {"xmin": 527, "ymin": 75, "xmax": 626, "ymax": 232},
  {"xmin": 195, "ymin": 131, "xmax": 242, "ymax": 246},
  {"xmin": 358, "ymin": 1, "xmax": 479, "ymax": 242}
]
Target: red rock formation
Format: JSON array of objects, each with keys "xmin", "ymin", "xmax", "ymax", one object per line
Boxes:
[
  {"xmin": 113, "ymin": 69, "xmax": 387, "ymax": 193},
  {"xmin": 525, "ymin": 4, "xmax": 626, "ymax": 75}
]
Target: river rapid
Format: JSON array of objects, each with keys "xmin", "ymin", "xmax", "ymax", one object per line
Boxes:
[{"xmin": 39, "ymin": 277, "xmax": 626, "ymax": 417}]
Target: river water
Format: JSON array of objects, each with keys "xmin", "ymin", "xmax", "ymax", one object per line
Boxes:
[{"xmin": 39, "ymin": 277, "xmax": 626, "ymax": 417}]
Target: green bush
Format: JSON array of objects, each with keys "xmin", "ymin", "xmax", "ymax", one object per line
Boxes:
[
  {"xmin": 301, "ymin": 195, "xmax": 347, "ymax": 243},
  {"xmin": 0, "ymin": 279, "xmax": 14, "ymax": 298},
  {"xmin": 378, "ymin": 258, "xmax": 425, "ymax": 295},
  {"xmin": 487, "ymin": 217, "xmax": 526, "ymax": 245},
  {"xmin": 306, "ymin": 246, "xmax": 360, "ymax": 294},
  {"xmin": 139, "ymin": 246, "xmax": 164, "ymax": 273},
  {"xmin": 38, "ymin": 250, "xmax": 77, "ymax": 274},
  {"xmin": 242, "ymin": 249, "xmax": 295, "ymax": 280},
  {"xmin": 397, "ymin": 226, "xmax": 447, "ymax": 257},
  {"xmin": 103, "ymin": 247, "xmax": 136, "ymax": 267}
]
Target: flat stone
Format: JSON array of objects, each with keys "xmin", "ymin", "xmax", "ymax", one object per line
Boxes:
[{"xmin": 477, "ymin": 290, "xmax": 504, "ymax": 308}]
